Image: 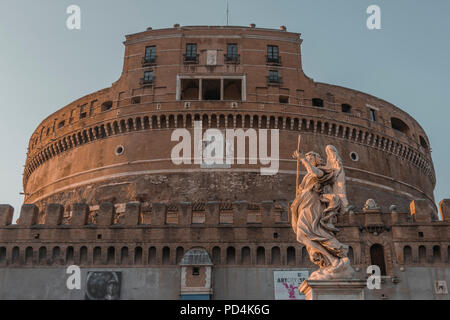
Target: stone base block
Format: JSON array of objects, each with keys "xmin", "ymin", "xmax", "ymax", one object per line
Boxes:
[{"xmin": 299, "ymin": 279, "xmax": 366, "ymax": 300}]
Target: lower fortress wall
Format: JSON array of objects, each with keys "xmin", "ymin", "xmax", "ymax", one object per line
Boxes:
[{"xmin": 0, "ymin": 267, "xmax": 448, "ymax": 300}]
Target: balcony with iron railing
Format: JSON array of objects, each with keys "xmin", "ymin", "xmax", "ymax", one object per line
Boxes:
[
  {"xmin": 183, "ymin": 54, "xmax": 199, "ymax": 64},
  {"xmin": 266, "ymin": 55, "xmax": 282, "ymax": 65},
  {"xmin": 267, "ymin": 76, "xmax": 283, "ymax": 85},
  {"xmin": 224, "ymin": 54, "xmax": 240, "ymax": 64},
  {"xmin": 140, "ymin": 77, "xmax": 154, "ymax": 87},
  {"xmin": 142, "ymin": 56, "xmax": 157, "ymax": 67}
]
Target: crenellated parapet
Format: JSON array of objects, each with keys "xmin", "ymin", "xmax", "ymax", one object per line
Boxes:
[{"xmin": 0, "ymin": 199, "xmax": 449, "ymax": 271}]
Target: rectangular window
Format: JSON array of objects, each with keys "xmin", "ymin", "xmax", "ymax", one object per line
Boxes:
[
  {"xmin": 267, "ymin": 45, "xmax": 279, "ymax": 63},
  {"xmin": 370, "ymin": 108, "xmax": 376, "ymax": 122},
  {"xmin": 185, "ymin": 43, "xmax": 197, "ymax": 60},
  {"xmin": 144, "ymin": 46, "xmax": 156, "ymax": 62},
  {"xmin": 225, "ymin": 43, "xmax": 239, "ymax": 63},
  {"xmin": 144, "ymin": 70, "xmax": 154, "ymax": 82},
  {"xmin": 268, "ymin": 70, "xmax": 280, "ymax": 83},
  {"xmin": 227, "ymin": 44, "xmax": 238, "ymax": 58}
]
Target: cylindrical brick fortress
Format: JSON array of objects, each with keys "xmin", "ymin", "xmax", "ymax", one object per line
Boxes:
[{"xmin": 23, "ymin": 25, "xmax": 436, "ymax": 222}]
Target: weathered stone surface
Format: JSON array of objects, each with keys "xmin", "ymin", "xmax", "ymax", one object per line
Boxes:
[
  {"xmin": 45, "ymin": 204, "xmax": 64, "ymax": 226},
  {"xmin": 97, "ymin": 202, "xmax": 114, "ymax": 226},
  {"xmin": 152, "ymin": 203, "xmax": 166, "ymax": 225},
  {"xmin": 71, "ymin": 203, "xmax": 89, "ymax": 226},
  {"xmin": 0, "ymin": 205, "xmax": 14, "ymax": 226},
  {"xmin": 233, "ymin": 201, "xmax": 248, "ymax": 225},
  {"xmin": 410, "ymin": 199, "xmax": 434, "ymax": 223},
  {"xmin": 18, "ymin": 204, "xmax": 39, "ymax": 226},
  {"xmin": 439, "ymin": 199, "xmax": 450, "ymax": 221},
  {"xmin": 124, "ymin": 202, "xmax": 140, "ymax": 226}
]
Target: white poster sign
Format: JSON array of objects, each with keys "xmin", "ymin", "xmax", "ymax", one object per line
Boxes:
[
  {"xmin": 274, "ymin": 270, "xmax": 309, "ymax": 300},
  {"xmin": 206, "ymin": 50, "xmax": 217, "ymax": 65}
]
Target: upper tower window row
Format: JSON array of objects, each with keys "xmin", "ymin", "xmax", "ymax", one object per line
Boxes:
[
  {"xmin": 184, "ymin": 43, "xmax": 198, "ymax": 63},
  {"xmin": 143, "ymin": 46, "xmax": 157, "ymax": 66},
  {"xmin": 267, "ymin": 45, "xmax": 281, "ymax": 65}
]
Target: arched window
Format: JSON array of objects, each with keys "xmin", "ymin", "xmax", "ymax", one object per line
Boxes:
[
  {"xmin": 53, "ymin": 246, "xmax": 61, "ymax": 264},
  {"xmin": 419, "ymin": 245, "xmax": 427, "ymax": 263},
  {"xmin": 79, "ymin": 246, "xmax": 88, "ymax": 265},
  {"xmin": 348, "ymin": 246, "xmax": 354, "ymax": 264},
  {"xmin": 271, "ymin": 246, "xmax": 281, "ymax": 265},
  {"xmin": 162, "ymin": 247, "xmax": 170, "ymax": 265},
  {"xmin": 256, "ymin": 247, "xmax": 265, "ymax": 265},
  {"xmin": 107, "ymin": 247, "xmax": 115, "ymax": 264},
  {"xmin": 370, "ymin": 244, "xmax": 386, "ymax": 275},
  {"xmin": 433, "ymin": 246, "xmax": 441, "ymax": 263},
  {"xmin": 101, "ymin": 101, "xmax": 113, "ymax": 112},
  {"xmin": 12, "ymin": 247, "xmax": 20, "ymax": 264},
  {"xmin": 391, "ymin": 117, "xmax": 410, "ymax": 135},
  {"xmin": 0, "ymin": 247, "xmax": 7, "ymax": 264},
  {"xmin": 419, "ymin": 136, "xmax": 429, "ymax": 150},
  {"xmin": 312, "ymin": 98, "xmax": 324, "ymax": 108},
  {"xmin": 241, "ymin": 247, "xmax": 251, "ymax": 265},
  {"xmin": 226, "ymin": 247, "xmax": 235, "ymax": 264},
  {"xmin": 148, "ymin": 247, "xmax": 157, "ymax": 264},
  {"xmin": 135, "ymin": 247, "xmax": 143, "ymax": 264},
  {"xmin": 66, "ymin": 246, "xmax": 74, "ymax": 264},
  {"xmin": 176, "ymin": 247, "xmax": 184, "ymax": 264},
  {"xmin": 287, "ymin": 247, "xmax": 296, "ymax": 265},
  {"xmin": 403, "ymin": 246, "xmax": 412, "ymax": 264},
  {"xmin": 212, "ymin": 246, "xmax": 221, "ymax": 264},
  {"xmin": 25, "ymin": 247, "xmax": 33, "ymax": 265},
  {"xmin": 93, "ymin": 247, "xmax": 101, "ymax": 265}
]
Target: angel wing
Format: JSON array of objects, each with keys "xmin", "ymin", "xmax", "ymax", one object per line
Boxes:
[{"xmin": 325, "ymin": 145, "xmax": 349, "ymax": 212}]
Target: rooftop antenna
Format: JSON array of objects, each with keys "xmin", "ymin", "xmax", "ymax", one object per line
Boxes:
[{"xmin": 226, "ymin": 0, "xmax": 229, "ymax": 26}]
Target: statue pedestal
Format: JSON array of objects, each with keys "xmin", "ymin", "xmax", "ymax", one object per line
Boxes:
[{"xmin": 299, "ymin": 279, "xmax": 366, "ymax": 300}]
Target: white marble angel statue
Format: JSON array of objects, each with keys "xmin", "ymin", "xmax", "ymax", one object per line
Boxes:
[{"xmin": 291, "ymin": 143, "xmax": 354, "ymax": 280}]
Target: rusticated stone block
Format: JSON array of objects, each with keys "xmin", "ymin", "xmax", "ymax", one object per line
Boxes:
[
  {"xmin": 439, "ymin": 199, "xmax": 450, "ymax": 221},
  {"xmin": 233, "ymin": 201, "xmax": 248, "ymax": 225},
  {"xmin": 410, "ymin": 199, "xmax": 434, "ymax": 223},
  {"xmin": 179, "ymin": 202, "xmax": 192, "ymax": 225},
  {"xmin": 261, "ymin": 201, "xmax": 274, "ymax": 225},
  {"xmin": 124, "ymin": 202, "xmax": 140, "ymax": 226},
  {"xmin": 152, "ymin": 203, "xmax": 166, "ymax": 225},
  {"xmin": 206, "ymin": 201, "xmax": 220, "ymax": 225},
  {"xmin": 45, "ymin": 204, "xmax": 64, "ymax": 226},
  {"xmin": 0, "ymin": 205, "xmax": 14, "ymax": 226},
  {"xmin": 97, "ymin": 202, "xmax": 114, "ymax": 226},
  {"xmin": 19, "ymin": 204, "xmax": 39, "ymax": 226},
  {"xmin": 71, "ymin": 203, "xmax": 89, "ymax": 226}
]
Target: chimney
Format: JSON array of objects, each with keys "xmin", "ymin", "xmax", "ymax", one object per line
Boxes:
[
  {"xmin": 174, "ymin": 23, "xmax": 180, "ymax": 28},
  {"xmin": 146, "ymin": 27, "xmax": 153, "ymax": 31},
  {"xmin": 250, "ymin": 23, "xmax": 256, "ymax": 28},
  {"xmin": 280, "ymin": 25, "xmax": 287, "ymax": 31}
]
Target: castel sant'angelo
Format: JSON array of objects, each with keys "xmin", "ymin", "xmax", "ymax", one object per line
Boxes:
[{"xmin": 0, "ymin": 25, "xmax": 448, "ymax": 300}]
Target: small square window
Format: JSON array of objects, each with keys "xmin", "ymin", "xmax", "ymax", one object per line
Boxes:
[
  {"xmin": 312, "ymin": 98, "xmax": 324, "ymax": 108},
  {"xmin": 131, "ymin": 96, "xmax": 141, "ymax": 104},
  {"xmin": 418, "ymin": 232, "xmax": 424, "ymax": 238},
  {"xmin": 342, "ymin": 104, "xmax": 352, "ymax": 113},
  {"xmin": 279, "ymin": 95, "xmax": 289, "ymax": 104},
  {"xmin": 192, "ymin": 267, "xmax": 200, "ymax": 276}
]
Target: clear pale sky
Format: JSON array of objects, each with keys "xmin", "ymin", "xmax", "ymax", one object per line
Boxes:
[{"xmin": 1, "ymin": 0, "xmax": 449, "ymax": 222}]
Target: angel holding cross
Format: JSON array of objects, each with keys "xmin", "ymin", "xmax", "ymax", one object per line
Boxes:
[{"xmin": 291, "ymin": 136, "xmax": 354, "ymax": 280}]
